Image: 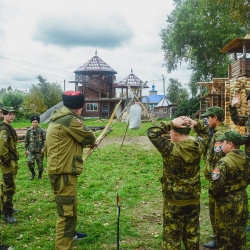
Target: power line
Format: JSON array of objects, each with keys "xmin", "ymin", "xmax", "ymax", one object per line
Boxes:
[{"xmin": 0, "ymin": 56, "xmax": 73, "ymax": 74}]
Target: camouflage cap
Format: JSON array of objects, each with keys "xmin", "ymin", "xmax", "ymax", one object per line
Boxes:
[
  {"xmin": 2, "ymin": 106, "xmax": 16, "ymax": 115},
  {"xmin": 172, "ymin": 126, "xmax": 191, "ymax": 135},
  {"xmin": 201, "ymin": 106, "xmax": 224, "ymax": 118},
  {"xmin": 216, "ymin": 130, "xmax": 246, "ymax": 146}
]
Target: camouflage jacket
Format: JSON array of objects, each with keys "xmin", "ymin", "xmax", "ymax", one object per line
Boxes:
[
  {"xmin": 204, "ymin": 122, "xmax": 231, "ymax": 181},
  {"xmin": 0, "ymin": 122, "xmax": 19, "ymax": 166},
  {"xmin": 229, "ymin": 105, "xmax": 250, "ymax": 156},
  {"xmin": 209, "ymin": 150, "xmax": 250, "ymax": 199},
  {"xmin": 46, "ymin": 106, "xmax": 96, "ymax": 175},
  {"xmin": 24, "ymin": 126, "xmax": 46, "ymax": 153},
  {"xmin": 147, "ymin": 120, "xmax": 209, "ymax": 205}
]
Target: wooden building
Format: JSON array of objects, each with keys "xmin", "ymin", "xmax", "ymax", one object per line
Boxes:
[
  {"xmin": 198, "ymin": 35, "xmax": 250, "ymax": 134},
  {"xmin": 69, "ymin": 52, "xmax": 148, "ymax": 118}
]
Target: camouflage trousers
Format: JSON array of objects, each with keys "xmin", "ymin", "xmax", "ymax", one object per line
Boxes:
[
  {"xmin": 162, "ymin": 199, "xmax": 200, "ymax": 250},
  {"xmin": 49, "ymin": 174, "xmax": 77, "ymax": 250},
  {"xmin": 214, "ymin": 190, "xmax": 248, "ymax": 250},
  {"xmin": 209, "ymin": 195, "xmax": 218, "ymax": 239},
  {"xmin": 0, "ymin": 160, "xmax": 18, "ymax": 211},
  {"xmin": 27, "ymin": 152, "xmax": 44, "ymax": 171}
]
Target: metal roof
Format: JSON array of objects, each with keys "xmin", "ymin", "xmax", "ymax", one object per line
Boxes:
[
  {"xmin": 220, "ymin": 38, "xmax": 250, "ymax": 53},
  {"xmin": 142, "ymin": 94, "xmax": 164, "ymax": 104},
  {"xmin": 156, "ymin": 96, "xmax": 172, "ymax": 107},
  {"xmin": 74, "ymin": 51, "xmax": 117, "ymax": 74},
  {"xmin": 116, "ymin": 69, "xmax": 149, "ymax": 88}
]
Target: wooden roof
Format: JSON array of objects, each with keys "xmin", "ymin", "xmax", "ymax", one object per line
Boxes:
[
  {"xmin": 115, "ymin": 69, "xmax": 149, "ymax": 88},
  {"xmin": 220, "ymin": 38, "xmax": 250, "ymax": 53},
  {"xmin": 74, "ymin": 52, "xmax": 117, "ymax": 74}
]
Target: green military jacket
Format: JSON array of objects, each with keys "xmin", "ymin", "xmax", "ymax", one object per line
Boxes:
[
  {"xmin": 147, "ymin": 120, "xmax": 209, "ymax": 205},
  {"xmin": 229, "ymin": 105, "xmax": 250, "ymax": 156},
  {"xmin": 0, "ymin": 122, "xmax": 19, "ymax": 166},
  {"xmin": 24, "ymin": 126, "xmax": 46, "ymax": 153},
  {"xmin": 204, "ymin": 122, "xmax": 231, "ymax": 181},
  {"xmin": 209, "ymin": 150, "xmax": 250, "ymax": 199},
  {"xmin": 46, "ymin": 106, "xmax": 96, "ymax": 175}
]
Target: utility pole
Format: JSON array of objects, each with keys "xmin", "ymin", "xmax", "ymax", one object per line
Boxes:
[{"xmin": 162, "ymin": 75, "xmax": 166, "ymax": 96}]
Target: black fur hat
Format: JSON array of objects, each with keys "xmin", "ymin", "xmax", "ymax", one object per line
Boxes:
[
  {"xmin": 62, "ymin": 90, "xmax": 85, "ymax": 109},
  {"xmin": 31, "ymin": 116, "xmax": 40, "ymax": 123}
]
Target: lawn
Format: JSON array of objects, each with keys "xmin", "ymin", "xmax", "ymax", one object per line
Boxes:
[{"xmin": 1, "ymin": 119, "xmax": 250, "ymax": 249}]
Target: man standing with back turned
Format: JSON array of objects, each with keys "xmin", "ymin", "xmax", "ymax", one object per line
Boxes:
[
  {"xmin": 46, "ymin": 90, "xmax": 96, "ymax": 250},
  {"xmin": 147, "ymin": 116, "xmax": 209, "ymax": 249}
]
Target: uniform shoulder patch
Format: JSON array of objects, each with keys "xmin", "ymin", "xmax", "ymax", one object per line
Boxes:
[
  {"xmin": 214, "ymin": 141, "xmax": 222, "ymax": 152},
  {"xmin": 211, "ymin": 168, "xmax": 220, "ymax": 180}
]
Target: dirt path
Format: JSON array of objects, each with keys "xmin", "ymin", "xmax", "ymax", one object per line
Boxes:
[{"xmin": 99, "ymin": 135, "xmax": 155, "ymax": 150}]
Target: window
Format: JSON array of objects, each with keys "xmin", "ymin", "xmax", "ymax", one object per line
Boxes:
[
  {"xmin": 164, "ymin": 108, "xmax": 168, "ymax": 113},
  {"xmin": 86, "ymin": 103, "xmax": 98, "ymax": 111}
]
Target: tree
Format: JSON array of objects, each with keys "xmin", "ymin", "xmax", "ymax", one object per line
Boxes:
[
  {"xmin": 22, "ymin": 75, "xmax": 63, "ymax": 115},
  {"xmin": 167, "ymin": 78, "xmax": 189, "ymax": 104},
  {"xmin": 212, "ymin": 0, "xmax": 250, "ymax": 29},
  {"xmin": 23, "ymin": 87, "xmax": 47, "ymax": 113},
  {"xmin": 1, "ymin": 88, "xmax": 25, "ymax": 111},
  {"xmin": 173, "ymin": 97, "xmax": 200, "ymax": 118},
  {"xmin": 160, "ymin": 0, "xmax": 247, "ymax": 97},
  {"xmin": 36, "ymin": 75, "xmax": 63, "ymax": 108}
]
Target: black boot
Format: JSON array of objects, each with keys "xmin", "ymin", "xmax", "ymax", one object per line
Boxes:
[
  {"xmin": 30, "ymin": 169, "xmax": 36, "ymax": 180},
  {"xmin": 0, "ymin": 242, "xmax": 12, "ymax": 250},
  {"xmin": 203, "ymin": 239, "xmax": 216, "ymax": 249},
  {"xmin": 3, "ymin": 208, "xmax": 17, "ymax": 224},
  {"xmin": 38, "ymin": 171, "xmax": 43, "ymax": 179}
]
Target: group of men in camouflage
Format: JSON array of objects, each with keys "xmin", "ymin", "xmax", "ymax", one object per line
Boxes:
[
  {"xmin": 0, "ymin": 91, "xmax": 97, "ymax": 250},
  {"xmin": 147, "ymin": 94, "xmax": 250, "ymax": 250},
  {"xmin": 1, "ymin": 90, "xmax": 250, "ymax": 250}
]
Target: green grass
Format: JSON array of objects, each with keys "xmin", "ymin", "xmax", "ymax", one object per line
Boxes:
[{"xmin": 2, "ymin": 119, "xmax": 250, "ymax": 249}]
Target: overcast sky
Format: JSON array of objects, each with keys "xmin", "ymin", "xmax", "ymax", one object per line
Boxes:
[{"xmin": 0, "ymin": 0, "xmax": 191, "ymax": 96}]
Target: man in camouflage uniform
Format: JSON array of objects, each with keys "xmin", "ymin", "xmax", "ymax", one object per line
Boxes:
[
  {"xmin": 0, "ymin": 107, "xmax": 19, "ymax": 224},
  {"xmin": 201, "ymin": 106, "xmax": 231, "ymax": 249},
  {"xmin": 147, "ymin": 116, "xmax": 209, "ymax": 250},
  {"xmin": 46, "ymin": 90, "xmax": 96, "ymax": 250},
  {"xmin": 0, "ymin": 105, "xmax": 14, "ymax": 249},
  {"xmin": 229, "ymin": 93, "xmax": 250, "ymax": 231},
  {"xmin": 210, "ymin": 131, "xmax": 250, "ymax": 249},
  {"xmin": 24, "ymin": 115, "xmax": 46, "ymax": 180}
]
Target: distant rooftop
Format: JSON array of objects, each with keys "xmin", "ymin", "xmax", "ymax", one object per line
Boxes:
[
  {"xmin": 142, "ymin": 94, "xmax": 164, "ymax": 104},
  {"xmin": 74, "ymin": 50, "xmax": 117, "ymax": 74},
  {"xmin": 115, "ymin": 69, "xmax": 149, "ymax": 88}
]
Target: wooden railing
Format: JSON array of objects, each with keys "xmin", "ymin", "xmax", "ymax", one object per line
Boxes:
[{"xmin": 228, "ymin": 58, "xmax": 250, "ymax": 78}]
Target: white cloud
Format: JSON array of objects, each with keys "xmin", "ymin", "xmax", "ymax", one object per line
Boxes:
[{"xmin": 0, "ymin": 0, "xmax": 192, "ymax": 96}]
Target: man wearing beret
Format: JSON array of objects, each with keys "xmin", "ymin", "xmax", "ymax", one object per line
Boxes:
[
  {"xmin": 147, "ymin": 116, "xmax": 209, "ymax": 250},
  {"xmin": 46, "ymin": 90, "xmax": 96, "ymax": 250},
  {"xmin": 0, "ymin": 107, "xmax": 19, "ymax": 224},
  {"xmin": 24, "ymin": 116, "xmax": 46, "ymax": 180},
  {"xmin": 201, "ymin": 106, "xmax": 231, "ymax": 249},
  {"xmin": 209, "ymin": 131, "xmax": 250, "ymax": 249}
]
